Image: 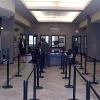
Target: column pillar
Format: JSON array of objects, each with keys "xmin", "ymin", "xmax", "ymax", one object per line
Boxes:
[
  {"xmin": 87, "ymin": 15, "xmax": 91, "ymax": 54},
  {"xmin": 1, "ymin": 16, "xmax": 14, "ymax": 63}
]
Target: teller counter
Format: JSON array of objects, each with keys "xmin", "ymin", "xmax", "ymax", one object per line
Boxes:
[{"xmin": 49, "ymin": 53, "xmax": 62, "ymax": 66}]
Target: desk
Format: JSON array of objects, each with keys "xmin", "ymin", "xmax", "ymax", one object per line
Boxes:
[{"xmin": 49, "ymin": 53, "xmax": 61, "ymax": 66}]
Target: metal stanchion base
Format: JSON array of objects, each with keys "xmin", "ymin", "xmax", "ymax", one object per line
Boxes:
[
  {"xmin": 15, "ymin": 74, "xmax": 22, "ymax": 77},
  {"xmin": 90, "ymin": 81, "xmax": 99, "ymax": 84},
  {"xmin": 2, "ymin": 85, "xmax": 13, "ymax": 89},
  {"xmin": 36, "ymin": 86, "xmax": 43, "ymax": 89},
  {"xmin": 61, "ymin": 72, "xmax": 64, "ymax": 74},
  {"xmin": 64, "ymin": 85, "xmax": 73, "ymax": 88},
  {"xmin": 82, "ymin": 73, "xmax": 89, "ymax": 75},
  {"xmin": 62, "ymin": 77, "xmax": 69, "ymax": 79}
]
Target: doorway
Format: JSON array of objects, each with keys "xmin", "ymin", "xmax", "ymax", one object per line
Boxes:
[{"xmin": 28, "ymin": 35, "xmax": 37, "ymax": 53}]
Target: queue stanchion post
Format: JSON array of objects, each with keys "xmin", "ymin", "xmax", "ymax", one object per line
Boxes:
[
  {"xmin": 62, "ymin": 56, "xmax": 69, "ymax": 79},
  {"xmin": 2, "ymin": 49, "xmax": 13, "ymax": 89},
  {"xmin": 79, "ymin": 53, "xmax": 84, "ymax": 69},
  {"xmin": 23, "ymin": 80, "xmax": 28, "ymax": 100},
  {"xmin": 69, "ymin": 66, "xmax": 78, "ymax": 100},
  {"xmin": 64, "ymin": 59, "xmax": 73, "ymax": 88},
  {"xmin": 15, "ymin": 54, "xmax": 22, "ymax": 77},
  {"xmin": 23, "ymin": 80, "xmax": 26, "ymax": 100},
  {"xmin": 36, "ymin": 60, "xmax": 43, "ymax": 89},
  {"xmin": 61, "ymin": 54, "xmax": 65, "ymax": 74},
  {"xmin": 59, "ymin": 52, "xmax": 63, "ymax": 69},
  {"xmin": 91, "ymin": 59, "xmax": 98, "ymax": 84},
  {"xmin": 82, "ymin": 54, "xmax": 89, "ymax": 75},
  {"xmin": 30, "ymin": 65, "xmax": 39, "ymax": 100},
  {"xmin": 86, "ymin": 81, "xmax": 90, "ymax": 100}
]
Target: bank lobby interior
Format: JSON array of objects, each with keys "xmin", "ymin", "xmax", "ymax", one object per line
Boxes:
[{"xmin": 0, "ymin": 0, "xmax": 100, "ymax": 100}]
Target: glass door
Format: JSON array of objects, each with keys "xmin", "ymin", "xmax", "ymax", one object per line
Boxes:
[
  {"xmin": 28, "ymin": 35, "xmax": 37, "ymax": 53},
  {"xmin": 72, "ymin": 36, "xmax": 82, "ymax": 54},
  {"xmin": 29, "ymin": 35, "xmax": 33, "ymax": 47},
  {"xmin": 41, "ymin": 35, "xmax": 50, "ymax": 44}
]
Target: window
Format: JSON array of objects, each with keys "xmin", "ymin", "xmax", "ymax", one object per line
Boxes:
[
  {"xmin": 51, "ymin": 35, "xmax": 66, "ymax": 48},
  {"xmin": 33, "ymin": 37, "xmax": 37, "ymax": 45},
  {"xmin": 52, "ymin": 36, "xmax": 59, "ymax": 47},
  {"xmin": 59, "ymin": 36, "xmax": 65, "ymax": 47},
  {"xmin": 41, "ymin": 35, "xmax": 50, "ymax": 43},
  {"xmin": 29, "ymin": 35, "xmax": 33, "ymax": 46}
]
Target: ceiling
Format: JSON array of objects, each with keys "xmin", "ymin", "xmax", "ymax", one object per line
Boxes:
[{"xmin": 14, "ymin": 0, "xmax": 100, "ymax": 23}]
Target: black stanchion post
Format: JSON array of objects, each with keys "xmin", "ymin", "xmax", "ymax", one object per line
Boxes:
[
  {"xmin": 91, "ymin": 59, "xmax": 98, "ymax": 84},
  {"xmin": 69, "ymin": 66, "xmax": 78, "ymax": 100},
  {"xmin": 36, "ymin": 61, "xmax": 43, "ymax": 89},
  {"xmin": 79, "ymin": 53, "xmax": 84, "ymax": 69},
  {"xmin": 23, "ymin": 80, "xmax": 26, "ymax": 100},
  {"xmin": 62, "ymin": 56, "xmax": 69, "ymax": 79},
  {"xmin": 82, "ymin": 54, "xmax": 89, "ymax": 75},
  {"xmin": 59, "ymin": 52, "xmax": 63, "ymax": 69},
  {"xmin": 30, "ymin": 65, "xmax": 39, "ymax": 100},
  {"xmin": 64, "ymin": 59, "xmax": 73, "ymax": 88},
  {"xmin": 61, "ymin": 54, "xmax": 65, "ymax": 74},
  {"xmin": 86, "ymin": 81, "xmax": 90, "ymax": 100},
  {"xmin": 23, "ymin": 80, "xmax": 28, "ymax": 100},
  {"xmin": 15, "ymin": 54, "xmax": 22, "ymax": 77},
  {"xmin": 2, "ymin": 49, "xmax": 13, "ymax": 89}
]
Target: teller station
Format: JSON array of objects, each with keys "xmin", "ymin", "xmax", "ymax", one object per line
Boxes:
[
  {"xmin": 28, "ymin": 35, "xmax": 66, "ymax": 66},
  {"xmin": 41, "ymin": 35, "xmax": 66, "ymax": 66}
]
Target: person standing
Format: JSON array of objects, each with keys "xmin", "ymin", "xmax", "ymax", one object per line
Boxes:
[
  {"xmin": 39, "ymin": 38, "xmax": 50, "ymax": 72},
  {"xmin": 18, "ymin": 38, "xmax": 25, "ymax": 62}
]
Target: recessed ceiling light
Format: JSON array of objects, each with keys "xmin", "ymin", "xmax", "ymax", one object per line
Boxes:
[
  {"xmin": 21, "ymin": 0, "xmax": 92, "ymax": 22},
  {"xmin": 21, "ymin": 0, "xmax": 92, "ymax": 10},
  {"xmin": 30, "ymin": 11, "xmax": 80, "ymax": 22}
]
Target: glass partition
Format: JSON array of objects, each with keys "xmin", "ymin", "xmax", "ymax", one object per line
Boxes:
[
  {"xmin": 59, "ymin": 36, "xmax": 65, "ymax": 47},
  {"xmin": 72, "ymin": 36, "xmax": 82, "ymax": 53},
  {"xmin": 29, "ymin": 35, "xmax": 37, "ymax": 47},
  {"xmin": 51, "ymin": 35, "xmax": 66, "ymax": 48},
  {"xmin": 29, "ymin": 35, "xmax": 33, "ymax": 47},
  {"xmin": 52, "ymin": 36, "xmax": 59, "ymax": 47},
  {"xmin": 41, "ymin": 35, "xmax": 50, "ymax": 43}
]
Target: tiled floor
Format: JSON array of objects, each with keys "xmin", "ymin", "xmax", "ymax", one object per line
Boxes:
[{"xmin": 0, "ymin": 55, "xmax": 99, "ymax": 100}]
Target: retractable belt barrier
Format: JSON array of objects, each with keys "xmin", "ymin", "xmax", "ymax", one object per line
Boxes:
[{"xmin": 2, "ymin": 49, "xmax": 13, "ymax": 89}]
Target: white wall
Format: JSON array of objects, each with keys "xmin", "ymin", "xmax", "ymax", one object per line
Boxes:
[
  {"xmin": 1, "ymin": 17, "xmax": 14, "ymax": 63},
  {"xmin": 13, "ymin": 24, "xmax": 25, "ymax": 57},
  {"xmin": 15, "ymin": 12, "xmax": 31, "ymax": 27},
  {"xmin": 30, "ymin": 23, "xmax": 78, "ymax": 51},
  {"xmin": 0, "ymin": 0, "xmax": 15, "ymax": 17},
  {"xmin": 79, "ymin": 10, "xmax": 100, "ymax": 28}
]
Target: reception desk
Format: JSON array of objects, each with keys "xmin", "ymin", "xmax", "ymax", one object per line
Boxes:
[{"xmin": 49, "ymin": 53, "xmax": 61, "ymax": 66}]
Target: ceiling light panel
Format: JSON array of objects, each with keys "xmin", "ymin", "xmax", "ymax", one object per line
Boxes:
[
  {"xmin": 21, "ymin": 0, "xmax": 92, "ymax": 10},
  {"xmin": 21, "ymin": 0, "xmax": 92, "ymax": 22},
  {"xmin": 30, "ymin": 11, "xmax": 80, "ymax": 22}
]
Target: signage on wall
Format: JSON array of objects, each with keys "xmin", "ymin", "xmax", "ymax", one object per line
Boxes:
[{"xmin": 49, "ymin": 25, "xmax": 61, "ymax": 33}]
